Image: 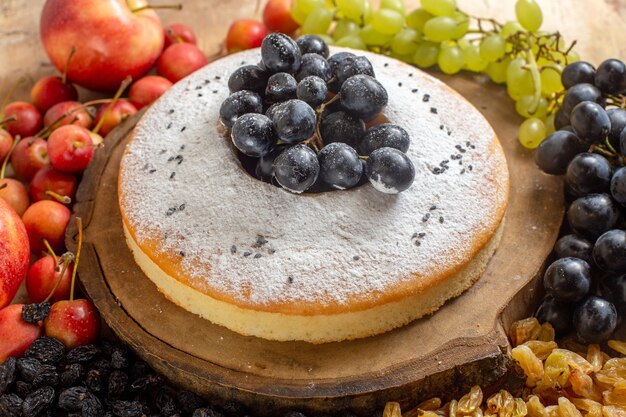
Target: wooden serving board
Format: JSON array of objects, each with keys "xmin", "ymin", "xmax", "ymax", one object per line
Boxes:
[{"xmin": 63, "ymin": 70, "xmax": 563, "ymax": 415}]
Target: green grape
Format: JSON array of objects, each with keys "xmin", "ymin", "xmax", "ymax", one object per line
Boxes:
[
  {"xmin": 360, "ymin": 24, "xmax": 394, "ymax": 46},
  {"xmin": 318, "ymin": 34, "xmax": 334, "ymax": 45},
  {"xmin": 461, "ymin": 43, "xmax": 487, "ymax": 72},
  {"xmin": 515, "ymin": 95, "xmax": 548, "ymax": 119},
  {"xmin": 294, "ymin": 0, "xmax": 326, "ymax": 14},
  {"xmin": 335, "ymin": 35, "xmax": 367, "ymax": 50},
  {"xmin": 380, "ymin": 0, "xmax": 405, "ymax": 13},
  {"xmin": 333, "ymin": 19, "xmax": 361, "ymax": 41},
  {"xmin": 406, "ymin": 8, "xmax": 433, "ymax": 32},
  {"xmin": 413, "ymin": 41, "xmax": 440, "ymax": 68},
  {"xmin": 438, "ymin": 44, "xmax": 464, "ymax": 75},
  {"xmin": 543, "ymin": 113, "xmax": 555, "ymax": 135},
  {"xmin": 452, "ymin": 11, "xmax": 469, "ymax": 39},
  {"xmin": 423, "ymin": 16, "xmax": 457, "ymax": 42},
  {"xmin": 518, "ymin": 117, "xmax": 546, "ymax": 149},
  {"xmin": 515, "ymin": 0, "xmax": 543, "ymax": 32},
  {"xmin": 506, "ymin": 57, "xmax": 535, "ymax": 99},
  {"xmin": 421, "ymin": 0, "xmax": 456, "ymax": 17},
  {"xmin": 371, "ymin": 9, "xmax": 405, "ymax": 35},
  {"xmin": 500, "ymin": 21, "xmax": 523, "ymax": 39},
  {"xmin": 302, "ymin": 8, "xmax": 335, "ymax": 34},
  {"xmin": 390, "ymin": 51, "xmax": 414, "ymax": 63},
  {"xmin": 336, "ymin": 0, "xmax": 370, "ymax": 23},
  {"xmin": 540, "ymin": 64, "xmax": 563, "ymax": 95},
  {"xmin": 391, "ymin": 28, "xmax": 420, "ymax": 56},
  {"xmin": 480, "ymin": 34, "xmax": 506, "ymax": 63},
  {"xmin": 290, "ymin": 1, "xmax": 309, "ymax": 25},
  {"xmin": 486, "ymin": 58, "xmax": 510, "ymax": 84}
]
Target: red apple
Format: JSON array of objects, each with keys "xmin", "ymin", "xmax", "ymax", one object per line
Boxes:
[
  {"xmin": 0, "ymin": 198, "xmax": 30, "ymax": 308},
  {"xmin": 156, "ymin": 43, "xmax": 208, "ymax": 83},
  {"xmin": 263, "ymin": 0, "xmax": 299, "ymax": 34},
  {"xmin": 40, "ymin": 0, "xmax": 165, "ymax": 92},
  {"xmin": 22, "ymin": 200, "xmax": 71, "ymax": 255},
  {"xmin": 0, "ymin": 129, "xmax": 12, "ymax": 162},
  {"xmin": 31, "ymin": 76, "xmax": 79, "ymax": 112},
  {"xmin": 163, "ymin": 22, "xmax": 197, "ymax": 48},
  {"xmin": 45, "ymin": 299, "xmax": 100, "ymax": 349},
  {"xmin": 93, "ymin": 100, "xmax": 138, "ymax": 136},
  {"xmin": 44, "ymin": 101, "xmax": 92, "ymax": 132},
  {"xmin": 10, "ymin": 137, "xmax": 50, "ymax": 181},
  {"xmin": 3, "ymin": 102, "xmax": 43, "ymax": 138},
  {"xmin": 47, "ymin": 125, "xmax": 94, "ymax": 173},
  {"xmin": 0, "ymin": 179, "xmax": 30, "ymax": 216},
  {"xmin": 26, "ymin": 255, "xmax": 73, "ymax": 303},
  {"xmin": 226, "ymin": 19, "xmax": 268, "ymax": 53},
  {"xmin": 129, "ymin": 76, "xmax": 173, "ymax": 110},
  {"xmin": 0, "ymin": 304, "xmax": 43, "ymax": 361},
  {"xmin": 30, "ymin": 167, "xmax": 77, "ymax": 204}
]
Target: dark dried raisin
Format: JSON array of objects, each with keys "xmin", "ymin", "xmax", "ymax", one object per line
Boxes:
[
  {"xmin": 59, "ymin": 386, "xmax": 91, "ymax": 411},
  {"xmin": 111, "ymin": 400, "xmax": 144, "ymax": 417},
  {"xmin": 176, "ymin": 390, "xmax": 204, "ymax": 413},
  {"xmin": 21, "ymin": 302, "xmax": 51, "ymax": 323},
  {"xmin": 22, "ymin": 386, "xmax": 55, "ymax": 417},
  {"xmin": 0, "ymin": 357, "xmax": 16, "ymax": 395},
  {"xmin": 15, "ymin": 381, "xmax": 32, "ymax": 397},
  {"xmin": 17, "ymin": 357, "xmax": 43, "ymax": 383},
  {"xmin": 107, "ymin": 370, "xmax": 128, "ymax": 399},
  {"xmin": 32, "ymin": 364, "xmax": 58, "ymax": 388},
  {"xmin": 130, "ymin": 374, "xmax": 162, "ymax": 392},
  {"xmin": 193, "ymin": 408, "xmax": 225, "ymax": 417},
  {"xmin": 82, "ymin": 394, "xmax": 104, "ymax": 417},
  {"xmin": 156, "ymin": 387, "xmax": 179, "ymax": 416},
  {"xmin": 85, "ymin": 369, "xmax": 104, "ymax": 393},
  {"xmin": 0, "ymin": 393, "xmax": 23, "ymax": 417},
  {"xmin": 59, "ymin": 363, "xmax": 84, "ymax": 387},
  {"xmin": 110, "ymin": 349, "xmax": 129, "ymax": 370},
  {"xmin": 25, "ymin": 336, "xmax": 65, "ymax": 364},
  {"xmin": 222, "ymin": 401, "xmax": 246, "ymax": 417},
  {"xmin": 89, "ymin": 358, "xmax": 112, "ymax": 375},
  {"xmin": 67, "ymin": 345, "xmax": 100, "ymax": 363},
  {"xmin": 128, "ymin": 361, "xmax": 148, "ymax": 381}
]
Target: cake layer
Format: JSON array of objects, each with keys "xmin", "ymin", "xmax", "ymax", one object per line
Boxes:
[{"xmin": 118, "ymin": 48, "xmax": 509, "ymax": 326}]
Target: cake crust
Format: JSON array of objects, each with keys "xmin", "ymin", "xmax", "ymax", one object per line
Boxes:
[{"xmin": 118, "ymin": 48, "xmax": 509, "ymax": 338}]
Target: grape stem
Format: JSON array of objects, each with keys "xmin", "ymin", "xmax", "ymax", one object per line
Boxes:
[{"xmin": 523, "ymin": 43, "xmax": 542, "ymax": 117}]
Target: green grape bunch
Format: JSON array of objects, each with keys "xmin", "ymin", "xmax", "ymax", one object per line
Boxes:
[{"xmin": 289, "ymin": 0, "xmax": 580, "ymax": 150}]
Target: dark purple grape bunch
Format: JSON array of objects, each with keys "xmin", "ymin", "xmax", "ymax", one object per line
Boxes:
[
  {"xmin": 533, "ymin": 59, "xmax": 626, "ymax": 343},
  {"xmin": 219, "ymin": 33, "xmax": 415, "ymax": 194}
]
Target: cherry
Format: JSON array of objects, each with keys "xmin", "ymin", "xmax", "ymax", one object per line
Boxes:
[
  {"xmin": 226, "ymin": 19, "xmax": 268, "ymax": 53},
  {"xmin": 47, "ymin": 125, "xmax": 95, "ymax": 173},
  {"xmin": 44, "ymin": 101, "xmax": 93, "ymax": 132},
  {"xmin": 263, "ymin": 0, "xmax": 299, "ymax": 34},
  {"xmin": 93, "ymin": 100, "xmax": 138, "ymax": 136},
  {"xmin": 22, "ymin": 200, "xmax": 71, "ymax": 254},
  {"xmin": 10, "ymin": 136, "xmax": 50, "ymax": 181},
  {"xmin": 44, "ymin": 218, "xmax": 100, "ymax": 349},
  {"xmin": 0, "ymin": 304, "xmax": 43, "ymax": 362},
  {"xmin": 30, "ymin": 166, "xmax": 77, "ymax": 204},
  {"xmin": 156, "ymin": 43, "xmax": 208, "ymax": 83},
  {"xmin": 163, "ymin": 22, "xmax": 197, "ymax": 49},
  {"xmin": 3, "ymin": 102, "xmax": 43, "ymax": 138},
  {"xmin": 26, "ymin": 251, "xmax": 73, "ymax": 303},
  {"xmin": 129, "ymin": 76, "xmax": 173, "ymax": 110}
]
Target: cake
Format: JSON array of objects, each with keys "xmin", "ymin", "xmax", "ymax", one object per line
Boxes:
[{"xmin": 118, "ymin": 47, "xmax": 509, "ymax": 343}]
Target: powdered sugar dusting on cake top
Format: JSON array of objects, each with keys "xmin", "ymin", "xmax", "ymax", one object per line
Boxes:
[{"xmin": 119, "ymin": 48, "xmax": 508, "ymax": 310}]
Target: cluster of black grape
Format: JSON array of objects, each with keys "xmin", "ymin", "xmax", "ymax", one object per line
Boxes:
[
  {"xmin": 534, "ymin": 58, "xmax": 626, "ymax": 343},
  {"xmin": 219, "ymin": 33, "xmax": 416, "ymax": 194}
]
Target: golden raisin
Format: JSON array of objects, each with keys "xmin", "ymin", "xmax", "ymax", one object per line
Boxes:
[
  {"xmin": 587, "ymin": 344, "xmax": 604, "ymax": 373},
  {"xmin": 458, "ymin": 386, "xmax": 483, "ymax": 414},
  {"xmin": 383, "ymin": 402, "xmax": 402, "ymax": 417},
  {"xmin": 557, "ymin": 397, "xmax": 582, "ymax": 417},
  {"xmin": 608, "ymin": 341, "xmax": 626, "ymax": 356},
  {"xmin": 512, "ymin": 345, "xmax": 544, "ymax": 387},
  {"xmin": 510, "ymin": 318, "xmax": 542, "ymax": 346},
  {"xmin": 524, "ymin": 341, "xmax": 558, "ymax": 360},
  {"xmin": 526, "ymin": 395, "xmax": 547, "ymax": 417},
  {"xmin": 569, "ymin": 369, "xmax": 602, "ymax": 401}
]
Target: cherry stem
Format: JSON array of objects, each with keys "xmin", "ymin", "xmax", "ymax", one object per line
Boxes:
[
  {"xmin": 62, "ymin": 46, "xmax": 76, "ymax": 85},
  {"xmin": 0, "ymin": 116, "xmax": 17, "ymax": 127},
  {"xmin": 131, "ymin": 3, "xmax": 182, "ymax": 13},
  {"xmin": 0, "ymin": 76, "xmax": 27, "ymax": 121},
  {"xmin": 43, "ymin": 239, "xmax": 58, "ymax": 264},
  {"xmin": 45, "ymin": 190, "xmax": 72, "ymax": 205},
  {"xmin": 44, "ymin": 254, "xmax": 73, "ymax": 303},
  {"xmin": 69, "ymin": 217, "xmax": 83, "ymax": 302},
  {"xmin": 92, "ymin": 75, "xmax": 132, "ymax": 135},
  {"xmin": 0, "ymin": 135, "xmax": 21, "ymax": 179}
]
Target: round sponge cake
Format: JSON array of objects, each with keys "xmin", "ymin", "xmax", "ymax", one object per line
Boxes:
[{"xmin": 118, "ymin": 48, "xmax": 509, "ymax": 343}]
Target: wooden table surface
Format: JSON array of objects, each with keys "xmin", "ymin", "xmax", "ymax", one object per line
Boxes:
[{"xmin": 1, "ymin": 0, "xmax": 625, "ymax": 101}]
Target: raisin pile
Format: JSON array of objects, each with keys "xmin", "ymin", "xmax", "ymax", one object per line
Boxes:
[{"xmin": 0, "ymin": 336, "xmax": 256, "ymax": 417}]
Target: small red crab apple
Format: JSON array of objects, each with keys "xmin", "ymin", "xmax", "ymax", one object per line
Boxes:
[
  {"xmin": 0, "ymin": 304, "xmax": 43, "ymax": 362},
  {"xmin": 93, "ymin": 100, "xmax": 138, "ymax": 136},
  {"xmin": 263, "ymin": 0, "xmax": 299, "ymax": 34},
  {"xmin": 129, "ymin": 76, "xmax": 173, "ymax": 110},
  {"xmin": 163, "ymin": 22, "xmax": 197, "ymax": 49},
  {"xmin": 31, "ymin": 47, "xmax": 79, "ymax": 112},
  {"xmin": 0, "ymin": 117, "xmax": 16, "ymax": 161},
  {"xmin": 0, "ymin": 198, "xmax": 30, "ymax": 309},
  {"xmin": 44, "ymin": 101, "xmax": 93, "ymax": 132},
  {"xmin": 45, "ymin": 218, "xmax": 100, "ymax": 349},
  {"xmin": 47, "ymin": 125, "xmax": 95, "ymax": 174},
  {"xmin": 226, "ymin": 19, "xmax": 268, "ymax": 53},
  {"xmin": 156, "ymin": 43, "xmax": 208, "ymax": 83},
  {"xmin": 22, "ymin": 200, "xmax": 71, "ymax": 254},
  {"xmin": 10, "ymin": 136, "xmax": 50, "ymax": 181},
  {"xmin": 30, "ymin": 166, "xmax": 77, "ymax": 205},
  {"xmin": 26, "ymin": 249, "xmax": 74, "ymax": 303},
  {"xmin": 3, "ymin": 102, "xmax": 43, "ymax": 138},
  {"xmin": 0, "ymin": 136, "xmax": 30, "ymax": 216}
]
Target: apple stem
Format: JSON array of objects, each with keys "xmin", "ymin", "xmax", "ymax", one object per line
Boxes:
[
  {"xmin": 0, "ymin": 135, "xmax": 21, "ymax": 179},
  {"xmin": 0, "ymin": 116, "xmax": 17, "ymax": 127},
  {"xmin": 43, "ymin": 239, "xmax": 58, "ymax": 264},
  {"xmin": 166, "ymin": 28, "xmax": 184, "ymax": 44},
  {"xmin": 92, "ymin": 76, "xmax": 132, "ymax": 136},
  {"xmin": 0, "ymin": 76, "xmax": 26, "ymax": 121},
  {"xmin": 45, "ymin": 190, "xmax": 72, "ymax": 205},
  {"xmin": 131, "ymin": 3, "xmax": 182, "ymax": 13},
  {"xmin": 44, "ymin": 253, "xmax": 74, "ymax": 303},
  {"xmin": 62, "ymin": 46, "xmax": 76, "ymax": 85},
  {"xmin": 0, "ymin": 183, "xmax": 6, "ymax": 191},
  {"xmin": 69, "ymin": 217, "xmax": 83, "ymax": 302}
]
